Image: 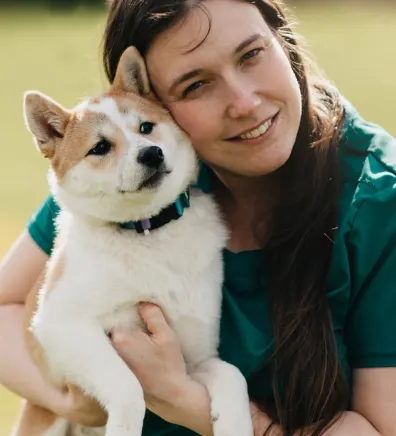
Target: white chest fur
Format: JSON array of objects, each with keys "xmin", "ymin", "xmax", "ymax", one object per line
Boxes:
[
  {"xmin": 35, "ymin": 190, "xmax": 226, "ymax": 363},
  {"xmin": 32, "ymin": 189, "xmax": 253, "ymax": 436}
]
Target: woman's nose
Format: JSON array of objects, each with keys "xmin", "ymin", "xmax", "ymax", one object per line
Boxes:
[{"xmin": 226, "ymin": 80, "xmax": 261, "ymax": 119}]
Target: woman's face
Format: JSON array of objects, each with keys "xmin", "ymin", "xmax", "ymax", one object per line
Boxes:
[{"xmin": 146, "ymin": 0, "xmax": 302, "ymax": 178}]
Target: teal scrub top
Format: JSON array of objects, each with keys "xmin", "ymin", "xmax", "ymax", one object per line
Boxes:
[{"xmin": 26, "ymin": 99, "xmax": 396, "ymax": 435}]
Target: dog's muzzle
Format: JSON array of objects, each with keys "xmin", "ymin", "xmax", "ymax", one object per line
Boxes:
[
  {"xmin": 137, "ymin": 146, "xmax": 170, "ymax": 191},
  {"xmin": 137, "ymin": 146, "xmax": 164, "ymax": 170}
]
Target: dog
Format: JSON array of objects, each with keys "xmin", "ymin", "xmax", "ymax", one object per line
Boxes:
[{"xmin": 16, "ymin": 47, "xmax": 254, "ymax": 436}]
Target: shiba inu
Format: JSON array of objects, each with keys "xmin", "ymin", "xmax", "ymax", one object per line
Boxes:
[{"xmin": 15, "ymin": 47, "xmax": 253, "ymax": 436}]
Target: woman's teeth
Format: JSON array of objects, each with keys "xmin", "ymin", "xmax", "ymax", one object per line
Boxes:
[{"xmin": 239, "ymin": 117, "xmax": 273, "ymax": 140}]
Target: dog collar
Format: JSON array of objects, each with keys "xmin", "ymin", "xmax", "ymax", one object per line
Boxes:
[{"xmin": 119, "ymin": 189, "xmax": 190, "ymax": 235}]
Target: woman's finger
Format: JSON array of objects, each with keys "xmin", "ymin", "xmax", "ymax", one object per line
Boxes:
[
  {"xmin": 139, "ymin": 303, "xmax": 171, "ymax": 339},
  {"xmin": 111, "ymin": 326, "xmax": 136, "ymax": 348}
]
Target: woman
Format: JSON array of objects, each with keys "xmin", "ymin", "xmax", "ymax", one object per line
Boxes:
[{"xmin": 1, "ymin": 0, "xmax": 395, "ymax": 435}]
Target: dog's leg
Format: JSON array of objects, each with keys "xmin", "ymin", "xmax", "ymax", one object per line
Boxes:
[
  {"xmin": 33, "ymin": 319, "xmax": 145, "ymax": 436},
  {"xmin": 10, "ymin": 400, "xmax": 69, "ymax": 436},
  {"xmin": 190, "ymin": 358, "xmax": 254, "ymax": 436}
]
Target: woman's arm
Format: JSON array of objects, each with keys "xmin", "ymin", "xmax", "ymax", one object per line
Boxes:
[
  {"xmin": 351, "ymin": 367, "xmax": 396, "ymax": 436},
  {"xmin": 0, "ymin": 230, "xmax": 48, "ymax": 305},
  {"xmin": 151, "ymin": 376, "xmax": 214, "ymax": 435},
  {"xmin": 0, "ymin": 231, "xmax": 61, "ymax": 405},
  {"xmin": 0, "ymin": 303, "xmax": 67, "ymax": 412},
  {"xmin": 248, "ymin": 410, "xmax": 381, "ymax": 436},
  {"xmin": 249, "ymin": 367, "xmax": 396, "ymax": 436},
  {"xmin": 155, "ymin": 380, "xmax": 384, "ymax": 436},
  {"xmin": 0, "ymin": 232, "xmax": 67, "ymax": 413}
]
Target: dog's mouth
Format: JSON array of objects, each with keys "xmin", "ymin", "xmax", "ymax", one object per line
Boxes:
[
  {"xmin": 137, "ymin": 169, "xmax": 171, "ymax": 191},
  {"xmin": 117, "ymin": 164, "xmax": 172, "ymax": 195}
]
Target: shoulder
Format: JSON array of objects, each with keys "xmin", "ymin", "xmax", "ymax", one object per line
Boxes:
[
  {"xmin": 330, "ymin": 98, "xmax": 396, "ymax": 314},
  {"xmin": 338, "ymin": 98, "xmax": 396, "ymax": 194},
  {"xmin": 330, "ymin": 100, "xmax": 396, "ymax": 368},
  {"xmin": 336, "ymin": 98, "xmax": 396, "ymax": 232}
]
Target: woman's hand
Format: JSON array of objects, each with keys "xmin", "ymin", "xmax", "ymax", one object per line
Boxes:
[
  {"xmin": 111, "ymin": 303, "xmax": 189, "ymax": 408},
  {"xmin": 113, "ymin": 304, "xmax": 279, "ymax": 435},
  {"xmin": 111, "ymin": 303, "xmax": 214, "ymax": 434}
]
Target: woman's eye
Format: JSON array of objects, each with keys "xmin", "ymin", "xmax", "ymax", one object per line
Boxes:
[
  {"xmin": 87, "ymin": 139, "xmax": 112, "ymax": 156},
  {"xmin": 139, "ymin": 122, "xmax": 155, "ymax": 135},
  {"xmin": 241, "ymin": 48, "xmax": 264, "ymax": 63},
  {"xmin": 182, "ymin": 81, "xmax": 206, "ymax": 97}
]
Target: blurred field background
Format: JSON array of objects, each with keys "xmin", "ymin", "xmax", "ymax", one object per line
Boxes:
[{"xmin": 0, "ymin": 1, "xmax": 395, "ymax": 434}]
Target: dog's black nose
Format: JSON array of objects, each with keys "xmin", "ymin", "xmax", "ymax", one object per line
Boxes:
[{"xmin": 137, "ymin": 146, "xmax": 164, "ymax": 169}]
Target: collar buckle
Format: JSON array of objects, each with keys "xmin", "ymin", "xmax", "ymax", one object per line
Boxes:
[{"xmin": 119, "ymin": 189, "xmax": 190, "ymax": 235}]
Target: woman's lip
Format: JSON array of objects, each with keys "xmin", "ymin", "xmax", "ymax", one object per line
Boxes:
[{"xmin": 227, "ymin": 111, "xmax": 279, "ymax": 142}]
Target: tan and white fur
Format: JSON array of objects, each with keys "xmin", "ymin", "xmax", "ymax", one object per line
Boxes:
[{"xmin": 17, "ymin": 47, "xmax": 253, "ymax": 436}]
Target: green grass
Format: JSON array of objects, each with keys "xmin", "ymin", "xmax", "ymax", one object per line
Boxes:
[
  {"xmin": 0, "ymin": 4, "xmax": 395, "ymax": 434},
  {"xmin": 0, "ymin": 8, "xmax": 107, "ymax": 255},
  {"xmin": 293, "ymin": 2, "xmax": 396, "ymax": 131}
]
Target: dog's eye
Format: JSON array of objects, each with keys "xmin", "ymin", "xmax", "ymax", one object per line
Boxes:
[
  {"xmin": 139, "ymin": 122, "xmax": 155, "ymax": 135},
  {"xmin": 87, "ymin": 139, "xmax": 112, "ymax": 156}
]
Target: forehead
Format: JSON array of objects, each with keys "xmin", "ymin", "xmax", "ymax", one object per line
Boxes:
[
  {"xmin": 146, "ymin": 0, "xmax": 270, "ymax": 81},
  {"xmin": 76, "ymin": 94, "xmax": 170, "ymax": 125}
]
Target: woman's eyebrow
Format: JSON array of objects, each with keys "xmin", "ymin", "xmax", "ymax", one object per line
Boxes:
[
  {"xmin": 234, "ymin": 33, "xmax": 261, "ymax": 55},
  {"xmin": 169, "ymin": 68, "xmax": 204, "ymax": 95},
  {"xmin": 168, "ymin": 33, "xmax": 261, "ymax": 94}
]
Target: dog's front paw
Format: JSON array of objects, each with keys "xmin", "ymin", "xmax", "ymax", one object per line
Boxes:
[
  {"xmin": 210, "ymin": 386, "xmax": 254, "ymax": 436},
  {"xmin": 105, "ymin": 403, "xmax": 145, "ymax": 436}
]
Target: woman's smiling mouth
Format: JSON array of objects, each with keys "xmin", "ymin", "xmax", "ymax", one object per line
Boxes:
[{"xmin": 228, "ymin": 111, "xmax": 280, "ymax": 142}]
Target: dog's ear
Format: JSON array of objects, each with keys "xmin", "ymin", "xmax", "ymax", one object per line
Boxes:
[
  {"xmin": 112, "ymin": 46, "xmax": 151, "ymax": 97},
  {"xmin": 23, "ymin": 91, "xmax": 71, "ymax": 159}
]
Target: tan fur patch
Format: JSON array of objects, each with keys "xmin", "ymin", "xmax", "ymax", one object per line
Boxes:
[
  {"xmin": 63, "ymin": 385, "xmax": 107, "ymax": 427},
  {"xmin": 90, "ymin": 96, "xmax": 101, "ymax": 105},
  {"xmin": 51, "ymin": 111, "xmax": 106, "ymax": 180}
]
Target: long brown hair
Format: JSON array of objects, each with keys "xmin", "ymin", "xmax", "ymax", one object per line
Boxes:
[{"xmin": 102, "ymin": 1, "xmax": 348, "ymax": 435}]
